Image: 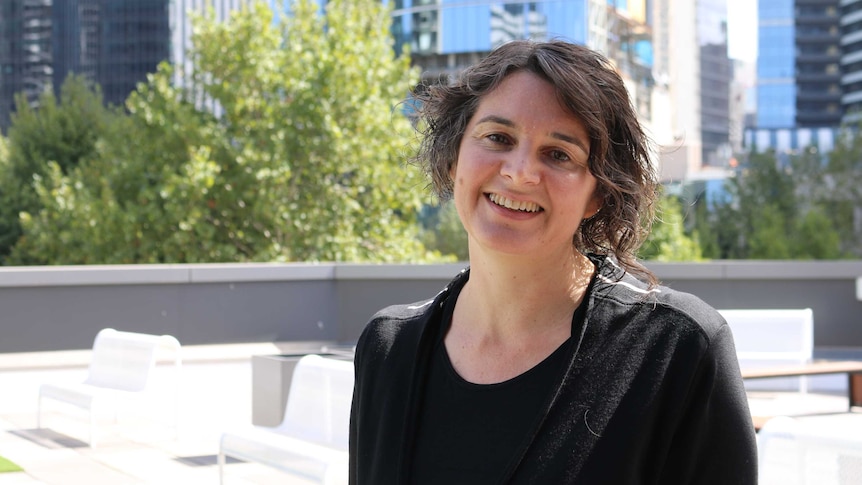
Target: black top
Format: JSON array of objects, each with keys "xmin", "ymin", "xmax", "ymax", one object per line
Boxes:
[
  {"xmin": 410, "ymin": 290, "xmax": 584, "ymax": 483},
  {"xmin": 349, "ymin": 255, "xmax": 758, "ymax": 484}
]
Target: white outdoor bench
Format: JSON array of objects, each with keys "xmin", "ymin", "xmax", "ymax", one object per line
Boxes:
[
  {"xmin": 37, "ymin": 327, "xmax": 182, "ymax": 446},
  {"xmin": 758, "ymin": 413, "xmax": 862, "ymax": 484},
  {"xmin": 719, "ymin": 308, "xmax": 814, "ymax": 393},
  {"xmin": 218, "ymin": 354, "xmax": 354, "ymax": 485}
]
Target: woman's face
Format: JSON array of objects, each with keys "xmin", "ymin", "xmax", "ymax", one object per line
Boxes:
[{"xmin": 451, "ymin": 70, "xmax": 600, "ymax": 259}]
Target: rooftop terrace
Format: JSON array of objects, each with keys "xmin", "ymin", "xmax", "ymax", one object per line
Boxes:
[{"xmin": 0, "ymin": 342, "xmax": 856, "ymax": 484}]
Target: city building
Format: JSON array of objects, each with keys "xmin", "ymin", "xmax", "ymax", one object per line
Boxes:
[
  {"xmin": 2, "ymin": 0, "xmax": 734, "ymax": 189},
  {"xmin": 0, "ymin": 0, "xmax": 251, "ymax": 133},
  {"xmin": 0, "ymin": 0, "xmax": 54, "ymax": 132},
  {"xmin": 170, "ymin": 0, "xmax": 252, "ymax": 101},
  {"xmin": 391, "ymin": 0, "xmax": 591, "ymax": 80},
  {"xmin": 841, "ymin": 0, "xmax": 862, "ymax": 123},
  {"xmin": 698, "ymin": 0, "xmax": 732, "ymax": 167},
  {"xmin": 745, "ymin": 0, "xmax": 844, "ymax": 154},
  {"xmin": 391, "ymin": 0, "xmax": 663, "ymax": 172},
  {"xmin": 649, "ymin": 0, "xmax": 702, "ymax": 182},
  {"xmin": 1, "ymin": 0, "xmax": 173, "ymax": 133}
]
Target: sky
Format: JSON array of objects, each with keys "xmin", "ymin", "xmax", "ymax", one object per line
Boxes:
[{"xmin": 727, "ymin": 0, "xmax": 758, "ymax": 62}]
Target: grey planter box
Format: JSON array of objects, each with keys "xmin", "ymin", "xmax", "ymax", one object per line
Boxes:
[{"xmin": 251, "ymin": 349, "xmax": 354, "ymax": 426}]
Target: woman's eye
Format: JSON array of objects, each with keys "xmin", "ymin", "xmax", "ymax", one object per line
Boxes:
[
  {"xmin": 487, "ymin": 133, "xmax": 508, "ymax": 144},
  {"xmin": 549, "ymin": 150, "xmax": 571, "ymax": 162}
]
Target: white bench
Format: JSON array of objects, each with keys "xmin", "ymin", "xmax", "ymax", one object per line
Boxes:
[
  {"xmin": 758, "ymin": 414, "xmax": 862, "ymax": 484},
  {"xmin": 218, "ymin": 354, "xmax": 354, "ymax": 485},
  {"xmin": 719, "ymin": 309, "xmax": 814, "ymax": 392},
  {"xmin": 37, "ymin": 328, "xmax": 182, "ymax": 446}
]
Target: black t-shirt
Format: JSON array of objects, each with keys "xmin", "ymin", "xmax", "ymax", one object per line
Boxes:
[{"xmin": 409, "ymin": 290, "xmax": 587, "ymax": 484}]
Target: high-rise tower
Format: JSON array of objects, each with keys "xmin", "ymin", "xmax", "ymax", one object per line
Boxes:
[
  {"xmin": 746, "ymin": 0, "xmax": 842, "ymax": 153},
  {"xmin": 0, "ymin": 0, "xmax": 54, "ymax": 132}
]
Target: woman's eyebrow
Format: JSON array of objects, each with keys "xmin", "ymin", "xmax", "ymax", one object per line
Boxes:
[
  {"xmin": 551, "ymin": 132, "xmax": 589, "ymax": 154},
  {"xmin": 475, "ymin": 114, "xmax": 589, "ymax": 154},
  {"xmin": 475, "ymin": 115, "xmax": 514, "ymax": 127}
]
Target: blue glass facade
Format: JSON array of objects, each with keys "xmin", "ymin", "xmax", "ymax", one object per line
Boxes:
[
  {"xmin": 393, "ymin": 0, "xmax": 587, "ymax": 56},
  {"xmin": 440, "ymin": 3, "xmax": 490, "ymax": 52},
  {"xmin": 756, "ymin": 0, "xmax": 795, "ymax": 129},
  {"xmin": 743, "ymin": 126, "xmax": 838, "ymax": 156}
]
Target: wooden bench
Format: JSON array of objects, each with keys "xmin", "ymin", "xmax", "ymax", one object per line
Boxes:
[{"xmin": 742, "ymin": 360, "xmax": 862, "ymax": 431}]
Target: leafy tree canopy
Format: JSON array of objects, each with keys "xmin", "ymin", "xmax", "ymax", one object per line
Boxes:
[
  {"xmin": 823, "ymin": 128, "xmax": 862, "ymax": 257},
  {"xmin": 11, "ymin": 0, "xmax": 438, "ymax": 264},
  {"xmin": 639, "ymin": 195, "xmax": 703, "ymax": 262},
  {"xmin": 0, "ymin": 74, "xmax": 116, "ymax": 263},
  {"xmin": 695, "ymin": 149, "xmax": 845, "ymax": 260},
  {"xmin": 420, "ymin": 201, "xmax": 467, "ymax": 262}
]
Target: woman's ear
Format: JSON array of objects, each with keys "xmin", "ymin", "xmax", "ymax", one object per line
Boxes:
[{"xmin": 584, "ymin": 194, "xmax": 601, "ymax": 220}]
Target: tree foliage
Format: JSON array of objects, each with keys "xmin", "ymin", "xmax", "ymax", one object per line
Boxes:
[
  {"xmin": 420, "ymin": 202, "xmax": 467, "ymax": 261},
  {"xmin": 639, "ymin": 195, "xmax": 703, "ymax": 262},
  {"xmin": 0, "ymin": 75, "xmax": 116, "ymax": 263},
  {"xmin": 11, "ymin": 0, "xmax": 435, "ymax": 264},
  {"xmin": 822, "ymin": 129, "xmax": 862, "ymax": 257},
  {"xmin": 695, "ymin": 149, "xmax": 844, "ymax": 260}
]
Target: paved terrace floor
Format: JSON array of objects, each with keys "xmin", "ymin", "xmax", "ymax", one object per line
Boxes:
[{"xmin": 0, "ymin": 344, "xmax": 853, "ymax": 484}]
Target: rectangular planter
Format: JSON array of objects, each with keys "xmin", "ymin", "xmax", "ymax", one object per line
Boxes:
[{"xmin": 251, "ymin": 348, "xmax": 354, "ymax": 426}]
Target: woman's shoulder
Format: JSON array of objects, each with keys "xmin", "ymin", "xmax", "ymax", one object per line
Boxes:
[
  {"xmin": 364, "ymin": 299, "xmax": 437, "ymax": 339},
  {"xmin": 361, "ymin": 298, "xmax": 435, "ymax": 339},
  {"xmin": 359, "ymin": 268, "xmax": 469, "ymax": 350},
  {"xmin": 591, "ymin": 256, "xmax": 727, "ymax": 342},
  {"xmin": 650, "ymin": 284, "xmax": 727, "ymax": 339}
]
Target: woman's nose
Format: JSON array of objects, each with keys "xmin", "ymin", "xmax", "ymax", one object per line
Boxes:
[{"xmin": 499, "ymin": 149, "xmax": 540, "ymax": 185}]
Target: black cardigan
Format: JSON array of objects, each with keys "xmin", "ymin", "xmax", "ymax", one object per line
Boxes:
[{"xmin": 349, "ymin": 255, "xmax": 757, "ymax": 484}]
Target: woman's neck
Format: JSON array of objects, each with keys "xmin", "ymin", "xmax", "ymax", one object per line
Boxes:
[
  {"xmin": 457, "ymin": 246, "xmax": 595, "ymax": 339},
  {"xmin": 443, "ymin": 246, "xmax": 595, "ymax": 384}
]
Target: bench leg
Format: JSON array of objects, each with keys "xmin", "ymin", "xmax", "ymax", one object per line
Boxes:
[
  {"xmin": 218, "ymin": 450, "xmax": 226, "ymax": 485},
  {"xmin": 37, "ymin": 394, "xmax": 42, "ymax": 429},
  {"xmin": 89, "ymin": 407, "xmax": 96, "ymax": 448},
  {"xmin": 850, "ymin": 373, "xmax": 862, "ymax": 410}
]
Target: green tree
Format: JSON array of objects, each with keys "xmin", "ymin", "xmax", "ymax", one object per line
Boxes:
[
  {"xmin": 747, "ymin": 204, "xmax": 791, "ymax": 259},
  {"xmin": 691, "ymin": 196, "xmax": 720, "ymax": 259},
  {"xmin": 12, "ymin": 0, "xmax": 434, "ymax": 264},
  {"xmin": 0, "ymin": 135, "xmax": 9, "ymax": 254},
  {"xmin": 699, "ymin": 149, "xmax": 843, "ymax": 259},
  {"xmin": 640, "ymin": 195, "xmax": 703, "ymax": 262},
  {"xmin": 823, "ymin": 128, "xmax": 862, "ymax": 257},
  {"xmin": 420, "ymin": 202, "xmax": 468, "ymax": 261},
  {"xmin": 791, "ymin": 208, "xmax": 841, "ymax": 259},
  {"xmin": 0, "ymin": 75, "xmax": 116, "ymax": 263}
]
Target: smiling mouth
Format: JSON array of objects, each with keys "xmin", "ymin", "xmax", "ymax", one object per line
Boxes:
[{"xmin": 488, "ymin": 193, "xmax": 543, "ymax": 213}]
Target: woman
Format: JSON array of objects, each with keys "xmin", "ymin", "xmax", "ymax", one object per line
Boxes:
[{"xmin": 349, "ymin": 40, "xmax": 757, "ymax": 484}]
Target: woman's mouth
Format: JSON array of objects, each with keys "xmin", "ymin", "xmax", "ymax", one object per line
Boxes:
[{"xmin": 488, "ymin": 193, "xmax": 542, "ymax": 213}]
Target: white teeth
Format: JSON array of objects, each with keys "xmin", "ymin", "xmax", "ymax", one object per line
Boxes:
[{"xmin": 489, "ymin": 193, "xmax": 541, "ymax": 213}]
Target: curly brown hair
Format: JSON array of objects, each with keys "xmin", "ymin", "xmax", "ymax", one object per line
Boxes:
[{"xmin": 412, "ymin": 39, "xmax": 659, "ymax": 285}]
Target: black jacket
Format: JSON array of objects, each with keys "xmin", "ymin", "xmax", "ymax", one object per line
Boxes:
[{"xmin": 349, "ymin": 255, "xmax": 757, "ymax": 484}]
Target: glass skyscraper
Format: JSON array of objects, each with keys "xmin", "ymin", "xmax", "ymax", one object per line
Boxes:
[
  {"xmin": 755, "ymin": 0, "xmax": 840, "ymax": 129},
  {"xmin": 757, "ymin": 0, "xmax": 796, "ymax": 129},
  {"xmin": 747, "ymin": 0, "xmax": 844, "ymax": 153},
  {"xmin": 698, "ymin": 0, "xmax": 732, "ymax": 166},
  {"xmin": 0, "ymin": 0, "xmax": 54, "ymax": 132},
  {"xmin": 0, "ymin": 0, "xmax": 173, "ymax": 133},
  {"xmin": 841, "ymin": 0, "xmax": 862, "ymax": 123},
  {"xmin": 391, "ymin": 0, "xmax": 588, "ymax": 79}
]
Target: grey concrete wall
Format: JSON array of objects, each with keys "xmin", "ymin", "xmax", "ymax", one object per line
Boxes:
[
  {"xmin": 0, "ymin": 264, "xmax": 340, "ymax": 352},
  {"xmin": 649, "ymin": 261, "xmax": 862, "ymax": 358},
  {"xmin": 1, "ymin": 261, "xmax": 861, "ymax": 354},
  {"xmin": 333, "ymin": 263, "xmax": 466, "ymax": 342}
]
